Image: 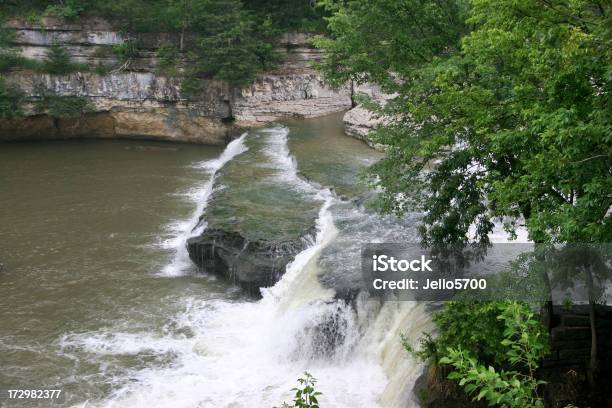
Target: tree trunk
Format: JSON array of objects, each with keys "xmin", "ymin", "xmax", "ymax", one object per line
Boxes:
[
  {"xmin": 586, "ymin": 265, "xmax": 598, "ymax": 387},
  {"xmin": 540, "ymin": 272, "xmax": 554, "ymax": 332},
  {"xmin": 535, "ymin": 243, "xmax": 554, "ymax": 332}
]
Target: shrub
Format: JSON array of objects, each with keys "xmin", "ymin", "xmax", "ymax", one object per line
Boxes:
[
  {"xmin": 407, "ymin": 301, "xmax": 550, "ymax": 407},
  {"xmin": 404, "ymin": 301, "xmax": 508, "ymax": 366},
  {"xmin": 278, "ymin": 372, "xmax": 321, "ymax": 408},
  {"xmin": 94, "ymin": 63, "xmax": 112, "ymax": 76},
  {"xmin": 156, "ymin": 45, "xmax": 180, "ymax": 76},
  {"xmin": 44, "ymin": 0, "xmax": 84, "ymax": 19},
  {"xmin": 35, "ymin": 93, "xmax": 93, "ymax": 118},
  {"xmin": 91, "ymin": 45, "xmax": 113, "ymax": 59},
  {"xmin": 440, "ymin": 303, "xmax": 549, "ymax": 407},
  {"xmin": 179, "ymin": 76, "xmax": 201, "ymax": 99},
  {"xmin": 43, "ymin": 42, "xmax": 88, "ymax": 74},
  {"xmin": 112, "ymin": 40, "xmax": 141, "ymax": 62},
  {"xmin": 0, "ymin": 76, "xmax": 24, "ymax": 119}
]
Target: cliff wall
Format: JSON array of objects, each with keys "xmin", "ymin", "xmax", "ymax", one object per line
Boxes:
[{"xmin": 0, "ymin": 18, "xmax": 352, "ymax": 144}]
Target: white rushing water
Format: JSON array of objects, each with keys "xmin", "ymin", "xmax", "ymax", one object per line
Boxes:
[
  {"xmin": 159, "ymin": 134, "xmax": 248, "ymax": 277},
  {"xmin": 63, "ymin": 127, "xmax": 432, "ymax": 408}
]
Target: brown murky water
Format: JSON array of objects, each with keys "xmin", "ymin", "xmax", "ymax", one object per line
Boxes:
[{"xmin": 0, "ymin": 113, "xmax": 388, "ymax": 408}]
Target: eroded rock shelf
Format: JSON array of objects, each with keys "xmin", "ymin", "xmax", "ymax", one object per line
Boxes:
[{"xmin": 1, "ymin": 18, "xmax": 353, "ymax": 144}]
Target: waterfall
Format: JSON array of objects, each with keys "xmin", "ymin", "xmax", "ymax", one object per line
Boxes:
[
  {"xmin": 61, "ymin": 126, "xmax": 431, "ymax": 408},
  {"xmin": 159, "ymin": 134, "xmax": 248, "ymax": 276}
]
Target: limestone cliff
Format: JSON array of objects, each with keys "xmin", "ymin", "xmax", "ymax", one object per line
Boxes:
[
  {"xmin": 342, "ymin": 83, "xmax": 391, "ymax": 148},
  {"xmin": 0, "ymin": 18, "xmax": 352, "ymax": 144}
]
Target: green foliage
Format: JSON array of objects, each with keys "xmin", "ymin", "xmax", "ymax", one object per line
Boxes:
[
  {"xmin": 43, "ymin": 42, "xmax": 87, "ymax": 74},
  {"xmin": 414, "ymin": 302, "xmax": 509, "ymax": 366},
  {"xmin": 91, "ymin": 45, "xmax": 113, "ymax": 58},
  {"xmin": 314, "ymin": 0, "xmax": 468, "ymax": 89},
  {"xmin": 407, "ymin": 302, "xmax": 549, "ymax": 407},
  {"xmin": 35, "ymin": 93, "xmax": 93, "ymax": 118},
  {"xmin": 0, "ymin": 76, "xmax": 24, "ymax": 118},
  {"xmin": 317, "ymin": 0, "xmax": 612, "ymax": 245},
  {"xmin": 43, "ymin": 42, "xmax": 71, "ymax": 74},
  {"xmin": 179, "ymin": 76, "xmax": 202, "ymax": 99},
  {"xmin": 244, "ymin": 0, "xmax": 328, "ymax": 32},
  {"xmin": 1, "ymin": 28, "xmax": 42, "ymax": 72},
  {"xmin": 439, "ymin": 302, "xmax": 549, "ymax": 407},
  {"xmin": 184, "ymin": 0, "xmax": 280, "ymax": 86},
  {"xmin": 2, "ymin": 0, "xmax": 321, "ymax": 86},
  {"xmin": 497, "ymin": 303, "xmax": 549, "ymax": 369},
  {"xmin": 1, "ymin": 21, "xmax": 52, "ymax": 73},
  {"xmin": 0, "ymin": 20, "xmax": 15, "ymax": 48},
  {"xmin": 111, "ymin": 39, "xmax": 141, "ymax": 62},
  {"xmin": 156, "ymin": 45, "xmax": 179, "ymax": 75},
  {"xmin": 0, "ymin": 21, "xmax": 27, "ymax": 72},
  {"xmin": 442, "ymin": 348, "xmax": 545, "ymax": 408},
  {"xmin": 44, "ymin": 0, "xmax": 85, "ymax": 19},
  {"xmin": 94, "ymin": 63, "xmax": 112, "ymax": 75},
  {"xmin": 278, "ymin": 372, "xmax": 322, "ymax": 408}
]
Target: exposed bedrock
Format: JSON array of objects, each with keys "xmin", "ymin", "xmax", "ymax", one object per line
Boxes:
[
  {"xmin": 342, "ymin": 82, "xmax": 393, "ymax": 148},
  {"xmin": 1, "ymin": 19, "xmax": 352, "ymax": 143},
  {"xmin": 187, "ymin": 227, "xmax": 316, "ymax": 295},
  {"xmin": 0, "ymin": 108, "xmax": 233, "ymax": 144},
  {"xmin": 182, "ymin": 125, "xmax": 324, "ymax": 293}
]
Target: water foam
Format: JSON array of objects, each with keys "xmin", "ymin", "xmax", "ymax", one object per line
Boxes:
[
  {"xmin": 66, "ymin": 126, "xmax": 428, "ymax": 408},
  {"xmin": 159, "ymin": 134, "xmax": 248, "ymax": 276},
  {"xmin": 261, "ymin": 126, "xmax": 321, "ymax": 194}
]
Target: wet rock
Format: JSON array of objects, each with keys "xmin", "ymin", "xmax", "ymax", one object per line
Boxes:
[
  {"xmin": 293, "ymin": 302, "xmax": 352, "ymax": 360},
  {"xmin": 187, "ymin": 227, "xmax": 315, "ymax": 295},
  {"xmin": 1, "ymin": 22, "xmax": 350, "ymax": 143}
]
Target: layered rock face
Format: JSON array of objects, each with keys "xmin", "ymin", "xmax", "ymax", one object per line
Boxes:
[
  {"xmin": 342, "ymin": 83, "xmax": 391, "ymax": 148},
  {"xmin": 233, "ymin": 35, "xmax": 351, "ymax": 125},
  {"xmin": 1, "ymin": 19, "xmax": 352, "ymax": 143}
]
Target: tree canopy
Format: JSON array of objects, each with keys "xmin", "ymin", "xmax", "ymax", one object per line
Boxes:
[
  {"xmin": 0, "ymin": 0, "xmax": 327, "ymax": 86},
  {"xmin": 316, "ymin": 0, "xmax": 611, "ymax": 245}
]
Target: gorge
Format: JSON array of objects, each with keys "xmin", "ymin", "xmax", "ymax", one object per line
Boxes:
[
  {"xmin": 0, "ymin": 13, "xmax": 567, "ymax": 408},
  {"xmin": 2, "ymin": 1, "xmax": 610, "ymax": 407}
]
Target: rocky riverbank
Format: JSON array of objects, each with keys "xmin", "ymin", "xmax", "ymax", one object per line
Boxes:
[{"xmin": 342, "ymin": 83, "xmax": 392, "ymax": 149}]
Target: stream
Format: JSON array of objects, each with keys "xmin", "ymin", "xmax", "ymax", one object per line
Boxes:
[{"xmin": 0, "ymin": 113, "xmax": 431, "ymax": 408}]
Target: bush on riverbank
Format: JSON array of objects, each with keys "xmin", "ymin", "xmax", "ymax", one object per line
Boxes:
[
  {"xmin": 0, "ymin": 76, "xmax": 24, "ymax": 118},
  {"xmin": 406, "ymin": 301, "xmax": 549, "ymax": 407}
]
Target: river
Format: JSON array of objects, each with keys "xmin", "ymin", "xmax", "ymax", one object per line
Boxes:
[{"xmin": 0, "ymin": 113, "xmax": 431, "ymax": 408}]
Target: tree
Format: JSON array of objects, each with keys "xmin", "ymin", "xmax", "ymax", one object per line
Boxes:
[
  {"xmin": 0, "ymin": 76, "xmax": 24, "ymax": 118},
  {"xmin": 244, "ymin": 0, "xmax": 327, "ymax": 31},
  {"xmin": 165, "ymin": 0, "xmax": 201, "ymax": 50},
  {"xmin": 316, "ymin": 0, "xmax": 611, "ymax": 246},
  {"xmin": 186, "ymin": 0, "xmax": 280, "ymax": 87},
  {"xmin": 43, "ymin": 42, "xmax": 74, "ymax": 74},
  {"xmin": 316, "ymin": 0, "xmax": 611, "ymax": 392}
]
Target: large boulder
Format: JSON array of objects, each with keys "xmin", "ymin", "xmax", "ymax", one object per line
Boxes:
[{"xmin": 187, "ymin": 226, "xmax": 316, "ymax": 295}]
